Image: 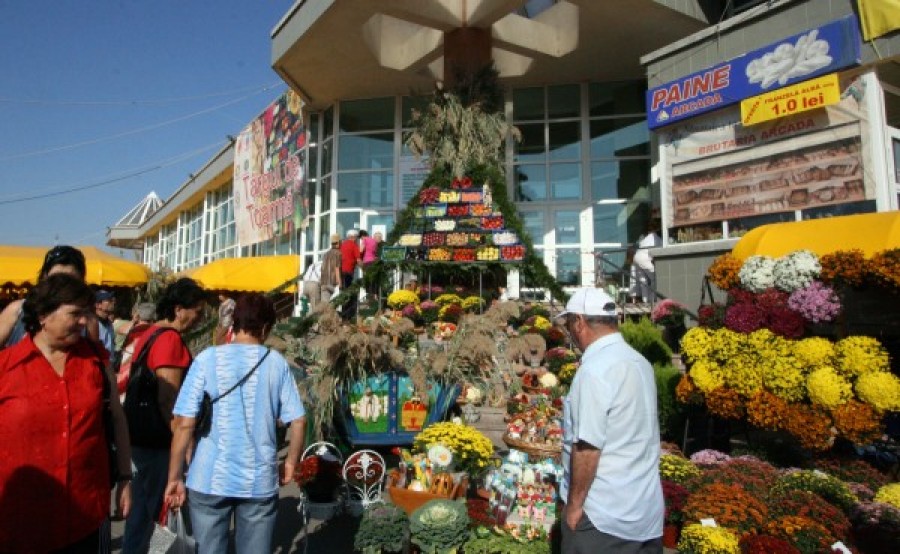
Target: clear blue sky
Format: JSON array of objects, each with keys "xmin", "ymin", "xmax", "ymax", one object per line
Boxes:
[{"xmin": 0, "ymin": 1, "xmax": 292, "ymax": 253}]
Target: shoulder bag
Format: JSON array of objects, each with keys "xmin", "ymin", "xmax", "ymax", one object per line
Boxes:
[
  {"xmin": 123, "ymin": 327, "xmax": 182, "ymax": 449},
  {"xmin": 194, "ymin": 347, "xmax": 270, "ymax": 441}
]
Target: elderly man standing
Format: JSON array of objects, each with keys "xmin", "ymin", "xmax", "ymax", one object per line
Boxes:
[
  {"xmin": 320, "ymin": 234, "xmax": 343, "ymax": 304},
  {"xmin": 557, "ymin": 287, "xmax": 663, "ymax": 554}
]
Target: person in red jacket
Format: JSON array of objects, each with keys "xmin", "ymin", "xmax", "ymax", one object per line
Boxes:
[{"xmin": 340, "ymin": 229, "xmax": 361, "ymax": 288}]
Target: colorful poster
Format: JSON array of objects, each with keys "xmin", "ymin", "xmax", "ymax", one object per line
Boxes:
[
  {"xmin": 647, "ymin": 15, "xmax": 861, "ymax": 129},
  {"xmin": 233, "ymin": 90, "xmax": 306, "ymax": 246}
]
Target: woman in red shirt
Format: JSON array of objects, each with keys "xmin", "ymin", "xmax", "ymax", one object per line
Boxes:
[{"xmin": 0, "ymin": 273, "xmax": 133, "ymax": 553}]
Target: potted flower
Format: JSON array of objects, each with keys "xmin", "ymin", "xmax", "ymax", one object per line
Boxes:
[
  {"xmin": 294, "ymin": 453, "xmax": 344, "ymax": 519},
  {"xmin": 419, "ymin": 300, "xmax": 440, "ymax": 326},
  {"xmin": 661, "ymin": 480, "xmax": 689, "ymax": 548},
  {"xmin": 651, "ymin": 299, "xmax": 688, "ymax": 352}
]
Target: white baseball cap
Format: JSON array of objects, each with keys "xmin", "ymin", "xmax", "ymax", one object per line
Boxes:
[{"xmin": 556, "ymin": 287, "xmax": 618, "ymax": 319}]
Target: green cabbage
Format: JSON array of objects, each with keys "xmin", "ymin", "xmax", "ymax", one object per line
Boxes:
[
  {"xmin": 409, "ymin": 499, "xmax": 470, "ymax": 554},
  {"xmin": 354, "ymin": 503, "xmax": 409, "ymax": 553}
]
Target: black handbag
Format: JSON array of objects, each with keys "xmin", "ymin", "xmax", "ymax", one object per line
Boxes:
[
  {"xmin": 123, "ymin": 328, "xmax": 184, "ymax": 449},
  {"xmin": 194, "ymin": 348, "xmax": 270, "ymax": 441}
]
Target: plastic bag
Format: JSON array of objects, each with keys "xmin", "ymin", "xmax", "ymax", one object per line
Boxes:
[
  {"xmin": 149, "ymin": 509, "xmax": 195, "ymax": 554},
  {"xmin": 330, "ymin": 285, "xmax": 341, "ymax": 300}
]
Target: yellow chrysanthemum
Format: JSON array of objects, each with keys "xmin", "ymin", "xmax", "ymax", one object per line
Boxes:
[
  {"xmin": 659, "ymin": 454, "xmax": 700, "ymax": 484},
  {"xmin": 677, "ymin": 523, "xmax": 740, "ymax": 554},
  {"xmin": 856, "ymin": 371, "xmax": 900, "ymax": 412},
  {"xmin": 387, "ymin": 289, "xmax": 420, "ymax": 309},
  {"xmin": 875, "ymin": 483, "xmax": 900, "ymax": 509},
  {"xmin": 793, "ymin": 337, "xmax": 836, "ymax": 369},
  {"xmin": 762, "ymin": 355, "xmax": 808, "ymax": 402},
  {"xmin": 806, "ymin": 366, "xmax": 852, "ymax": 409},
  {"xmin": 681, "ymin": 326, "xmax": 714, "ymax": 363},
  {"xmin": 710, "ymin": 328, "xmax": 743, "ymax": 363},
  {"xmin": 689, "ymin": 360, "xmax": 725, "ymax": 394},
  {"xmin": 721, "ymin": 353, "xmax": 763, "ymax": 398},
  {"xmin": 835, "ymin": 336, "xmax": 890, "ymax": 376}
]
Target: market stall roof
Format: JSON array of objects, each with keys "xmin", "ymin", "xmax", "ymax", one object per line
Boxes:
[
  {"xmin": 731, "ymin": 211, "xmax": 900, "ymax": 260},
  {"xmin": 0, "ymin": 245, "xmax": 151, "ymax": 287},
  {"xmin": 182, "ymin": 255, "xmax": 299, "ymax": 293}
]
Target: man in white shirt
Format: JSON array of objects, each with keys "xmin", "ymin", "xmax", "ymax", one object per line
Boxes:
[
  {"xmin": 302, "ymin": 260, "xmax": 323, "ymax": 312},
  {"xmin": 557, "ymin": 287, "xmax": 663, "ymax": 553}
]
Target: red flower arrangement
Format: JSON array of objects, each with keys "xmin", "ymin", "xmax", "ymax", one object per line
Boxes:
[
  {"xmin": 766, "ymin": 305, "xmax": 805, "ymax": 339},
  {"xmin": 705, "ymin": 387, "xmax": 745, "ymax": 420},
  {"xmin": 689, "ymin": 459, "xmax": 779, "ymax": 498},
  {"xmin": 819, "ymin": 249, "xmax": 869, "ymax": 287},
  {"xmin": 764, "ymin": 515, "xmax": 834, "ymax": 554},
  {"xmin": 830, "ymin": 400, "xmax": 884, "ymax": 447},
  {"xmin": 662, "ymin": 479, "xmax": 690, "ymax": 525},
  {"xmin": 724, "ymin": 302, "xmax": 766, "ymax": 334},
  {"xmin": 294, "ymin": 456, "xmax": 343, "ymax": 502},
  {"xmin": 739, "ymin": 534, "xmax": 801, "ymax": 554},
  {"xmin": 813, "ymin": 456, "xmax": 889, "ymax": 492},
  {"xmin": 418, "ymin": 186, "xmax": 440, "ymax": 205},
  {"xmin": 466, "ymin": 497, "xmax": 497, "ymax": 528},
  {"xmin": 767, "ymin": 489, "xmax": 852, "ymax": 541},
  {"xmin": 451, "ymin": 176, "xmax": 474, "ymax": 190},
  {"xmin": 682, "ymin": 483, "xmax": 768, "ymax": 536},
  {"xmin": 745, "ymin": 390, "xmax": 790, "ymax": 431},
  {"xmin": 781, "ymin": 403, "xmax": 835, "ymax": 451},
  {"xmin": 698, "ymin": 303, "xmax": 727, "ymax": 329}
]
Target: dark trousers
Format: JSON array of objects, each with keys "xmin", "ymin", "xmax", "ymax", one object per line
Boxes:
[
  {"xmin": 561, "ymin": 512, "xmax": 662, "ymax": 554},
  {"xmin": 48, "ymin": 528, "xmax": 100, "ymax": 554}
]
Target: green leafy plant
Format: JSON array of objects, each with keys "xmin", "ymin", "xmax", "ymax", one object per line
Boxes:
[
  {"xmin": 620, "ymin": 317, "xmax": 672, "ymax": 366},
  {"xmin": 463, "ymin": 531, "xmax": 550, "ymax": 553},
  {"xmin": 409, "ymin": 499, "xmax": 471, "ymax": 554},
  {"xmin": 354, "ymin": 504, "xmax": 409, "ymax": 553},
  {"xmin": 654, "ymin": 363, "xmax": 686, "ymax": 440}
]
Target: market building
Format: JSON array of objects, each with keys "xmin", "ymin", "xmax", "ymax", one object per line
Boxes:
[
  {"xmin": 107, "ymin": 0, "xmax": 898, "ymax": 302},
  {"xmin": 642, "ymin": 0, "xmax": 900, "ymax": 309}
]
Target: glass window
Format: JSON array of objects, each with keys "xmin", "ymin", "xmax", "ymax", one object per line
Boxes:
[
  {"xmin": 550, "ymin": 163, "xmax": 581, "ymax": 199},
  {"xmin": 336, "ymin": 171, "xmax": 394, "ymax": 208},
  {"xmin": 321, "ymin": 139, "xmax": 333, "ymax": 174},
  {"xmin": 547, "ymin": 84, "xmax": 580, "ymax": 119},
  {"xmin": 513, "ymin": 87, "xmax": 545, "ymax": 121},
  {"xmin": 589, "ymin": 81, "xmax": 645, "ymax": 116},
  {"xmin": 319, "ymin": 216, "xmax": 332, "ymax": 250},
  {"xmin": 548, "ymin": 121, "xmax": 580, "ymax": 160},
  {"xmin": 514, "ymin": 165, "xmax": 547, "ymax": 201},
  {"xmin": 520, "ymin": 211, "xmax": 545, "ymax": 246},
  {"xmin": 590, "ymin": 159, "xmax": 650, "ymax": 201},
  {"xmin": 323, "ymin": 106, "xmax": 334, "ymax": 139},
  {"xmin": 592, "ymin": 203, "xmax": 631, "ymax": 245},
  {"xmin": 339, "ymin": 97, "xmax": 394, "ymax": 132},
  {"xmin": 554, "ymin": 210, "xmax": 581, "ymax": 244},
  {"xmin": 555, "ymin": 249, "xmax": 581, "ymax": 286},
  {"xmin": 321, "ymin": 175, "xmax": 332, "ymax": 212},
  {"xmin": 589, "ymin": 118, "xmax": 649, "ymax": 158},
  {"xmin": 365, "ymin": 214, "xmax": 395, "ymax": 237},
  {"xmin": 338, "ymin": 133, "xmax": 393, "ymax": 170},
  {"xmin": 515, "ymin": 123, "xmax": 545, "ymax": 162},
  {"xmin": 337, "ymin": 211, "xmax": 361, "ymax": 238}
]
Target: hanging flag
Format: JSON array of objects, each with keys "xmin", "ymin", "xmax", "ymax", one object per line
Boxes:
[{"xmin": 857, "ymin": 0, "xmax": 900, "ymax": 41}]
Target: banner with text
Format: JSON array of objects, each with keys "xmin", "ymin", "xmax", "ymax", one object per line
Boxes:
[
  {"xmin": 647, "ymin": 15, "xmax": 860, "ymax": 129},
  {"xmin": 233, "ymin": 90, "xmax": 306, "ymax": 246}
]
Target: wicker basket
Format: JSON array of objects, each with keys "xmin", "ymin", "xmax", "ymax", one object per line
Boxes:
[
  {"xmin": 502, "ymin": 434, "xmax": 562, "ymax": 461},
  {"xmin": 386, "ymin": 470, "xmax": 468, "ymax": 515}
]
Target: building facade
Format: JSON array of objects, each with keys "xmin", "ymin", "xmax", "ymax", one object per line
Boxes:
[
  {"xmin": 639, "ymin": 0, "xmax": 900, "ymax": 309},
  {"xmin": 109, "ymin": 1, "xmax": 898, "ymax": 303}
]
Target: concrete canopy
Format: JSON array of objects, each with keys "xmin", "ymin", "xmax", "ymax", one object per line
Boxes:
[{"xmin": 272, "ymin": 0, "xmax": 708, "ymax": 108}]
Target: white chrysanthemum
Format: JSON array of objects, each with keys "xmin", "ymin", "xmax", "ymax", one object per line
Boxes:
[
  {"xmin": 738, "ymin": 255, "xmax": 776, "ymax": 292},
  {"xmin": 773, "ymin": 250, "xmax": 821, "ymax": 292}
]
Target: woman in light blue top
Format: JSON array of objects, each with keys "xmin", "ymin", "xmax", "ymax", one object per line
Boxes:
[{"xmin": 164, "ymin": 293, "xmax": 306, "ymax": 554}]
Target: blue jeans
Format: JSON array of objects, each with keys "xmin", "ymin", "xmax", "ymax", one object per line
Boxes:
[
  {"xmin": 188, "ymin": 489, "xmax": 278, "ymax": 554},
  {"xmin": 122, "ymin": 447, "xmax": 169, "ymax": 553}
]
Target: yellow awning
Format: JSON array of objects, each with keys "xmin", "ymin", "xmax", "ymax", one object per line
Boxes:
[
  {"xmin": 0, "ymin": 245, "xmax": 151, "ymax": 287},
  {"xmin": 732, "ymin": 211, "xmax": 900, "ymax": 260},
  {"xmin": 182, "ymin": 255, "xmax": 299, "ymax": 293}
]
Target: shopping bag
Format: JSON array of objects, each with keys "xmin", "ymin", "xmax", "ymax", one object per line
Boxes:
[
  {"xmin": 330, "ymin": 285, "xmax": 341, "ymax": 300},
  {"xmin": 149, "ymin": 508, "xmax": 195, "ymax": 554}
]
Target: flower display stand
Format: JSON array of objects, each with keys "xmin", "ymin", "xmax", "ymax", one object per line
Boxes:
[
  {"xmin": 342, "ymin": 449, "xmax": 387, "ymax": 517},
  {"xmin": 339, "ymin": 371, "xmax": 460, "ymax": 447},
  {"xmin": 298, "ymin": 441, "xmax": 345, "ymax": 522},
  {"xmin": 385, "ymin": 469, "xmax": 468, "ymax": 516}
]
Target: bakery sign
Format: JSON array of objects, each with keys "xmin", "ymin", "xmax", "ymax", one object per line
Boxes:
[{"xmin": 646, "ymin": 14, "xmax": 860, "ymax": 130}]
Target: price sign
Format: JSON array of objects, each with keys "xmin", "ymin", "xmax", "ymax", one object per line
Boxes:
[{"xmin": 741, "ymin": 73, "xmax": 840, "ymax": 126}]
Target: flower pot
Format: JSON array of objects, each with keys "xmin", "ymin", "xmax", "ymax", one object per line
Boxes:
[
  {"xmin": 662, "ymin": 324, "xmax": 686, "ymax": 353},
  {"xmin": 662, "ymin": 524, "xmax": 680, "ymax": 548}
]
